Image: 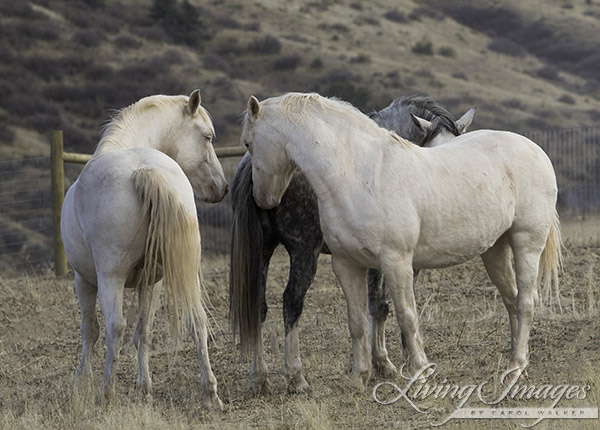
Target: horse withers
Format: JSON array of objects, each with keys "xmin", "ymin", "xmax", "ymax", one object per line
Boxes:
[{"xmin": 61, "ymin": 90, "xmax": 227, "ymax": 409}]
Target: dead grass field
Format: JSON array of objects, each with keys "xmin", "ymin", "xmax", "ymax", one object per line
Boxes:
[{"xmin": 1, "ymin": 241, "xmax": 599, "ymax": 429}]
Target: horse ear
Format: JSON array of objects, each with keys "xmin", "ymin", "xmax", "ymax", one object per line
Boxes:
[
  {"xmin": 247, "ymin": 95, "xmax": 261, "ymax": 120},
  {"xmin": 188, "ymin": 89, "xmax": 201, "ymax": 115},
  {"xmin": 410, "ymin": 114, "xmax": 432, "ymax": 133},
  {"xmin": 455, "ymin": 107, "xmax": 477, "ymax": 134}
]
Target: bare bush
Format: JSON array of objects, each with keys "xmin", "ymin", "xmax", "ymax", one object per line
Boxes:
[
  {"xmin": 247, "ymin": 35, "xmax": 281, "ymax": 55},
  {"xmin": 383, "ymin": 9, "xmax": 408, "ymax": 23},
  {"xmin": 273, "ymin": 54, "xmax": 301, "ymax": 71}
]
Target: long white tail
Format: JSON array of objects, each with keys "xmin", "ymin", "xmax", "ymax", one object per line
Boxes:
[
  {"xmin": 133, "ymin": 167, "xmax": 206, "ymax": 339},
  {"xmin": 539, "ymin": 210, "xmax": 564, "ymax": 313}
]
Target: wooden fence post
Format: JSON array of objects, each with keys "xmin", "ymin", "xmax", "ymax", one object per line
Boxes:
[{"xmin": 51, "ymin": 130, "xmax": 68, "ymax": 276}]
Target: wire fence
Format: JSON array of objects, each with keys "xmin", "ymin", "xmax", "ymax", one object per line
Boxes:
[{"xmin": 1, "ymin": 126, "xmax": 599, "ymax": 271}]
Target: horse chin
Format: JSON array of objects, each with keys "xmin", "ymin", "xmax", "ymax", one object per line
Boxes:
[
  {"xmin": 254, "ymin": 192, "xmax": 281, "ymax": 210},
  {"xmin": 196, "ymin": 183, "xmax": 228, "ymax": 203}
]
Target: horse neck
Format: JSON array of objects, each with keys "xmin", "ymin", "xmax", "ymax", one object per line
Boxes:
[
  {"xmin": 283, "ymin": 117, "xmax": 391, "ymax": 199},
  {"xmin": 95, "ymin": 108, "xmax": 178, "ymax": 155}
]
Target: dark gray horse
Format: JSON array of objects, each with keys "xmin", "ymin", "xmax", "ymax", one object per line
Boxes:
[{"xmin": 230, "ymin": 95, "xmax": 476, "ymax": 393}]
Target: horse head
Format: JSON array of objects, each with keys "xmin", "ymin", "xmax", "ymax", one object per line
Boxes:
[
  {"xmin": 169, "ymin": 89, "xmax": 228, "ymax": 203},
  {"xmin": 242, "ymin": 95, "xmax": 295, "ymax": 209}
]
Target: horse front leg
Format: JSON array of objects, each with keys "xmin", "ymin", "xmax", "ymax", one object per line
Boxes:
[
  {"xmin": 383, "ymin": 256, "xmax": 430, "ymax": 378},
  {"xmin": 251, "ymin": 241, "xmax": 277, "ymax": 394},
  {"xmin": 332, "ymin": 256, "xmax": 371, "ymax": 390},
  {"xmin": 133, "ymin": 280, "xmax": 162, "ymax": 400},
  {"xmin": 283, "ymin": 249, "xmax": 319, "ymax": 394}
]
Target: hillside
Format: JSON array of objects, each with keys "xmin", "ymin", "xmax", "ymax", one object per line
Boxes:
[{"xmin": 1, "ymin": 0, "xmax": 600, "ymax": 159}]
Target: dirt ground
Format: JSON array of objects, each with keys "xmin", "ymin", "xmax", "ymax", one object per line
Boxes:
[{"xmin": 1, "ymin": 243, "xmax": 599, "ymax": 429}]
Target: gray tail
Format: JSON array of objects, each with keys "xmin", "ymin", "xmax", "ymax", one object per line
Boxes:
[{"xmin": 229, "ymin": 156, "xmax": 263, "ymax": 355}]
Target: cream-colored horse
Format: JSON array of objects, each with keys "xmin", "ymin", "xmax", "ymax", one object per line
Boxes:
[
  {"xmin": 242, "ymin": 92, "xmax": 562, "ymax": 390},
  {"xmin": 61, "ymin": 90, "xmax": 227, "ymax": 408}
]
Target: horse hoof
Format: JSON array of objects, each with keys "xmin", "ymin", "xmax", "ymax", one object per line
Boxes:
[
  {"xmin": 287, "ymin": 374, "xmax": 311, "ymax": 394},
  {"xmin": 252, "ymin": 378, "xmax": 272, "ymax": 395},
  {"xmin": 202, "ymin": 393, "xmax": 224, "ymax": 411},
  {"xmin": 373, "ymin": 359, "xmax": 397, "ymax": 378}
]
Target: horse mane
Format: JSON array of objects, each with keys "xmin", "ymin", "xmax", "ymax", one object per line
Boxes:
[
  {"xmin": 371, "ymin": 94, "xmax": 460, "ymax": 145},
  {"xmin": 96, "ymin": 94, "xmax": 214, "ymax": 153},
  {"xmin": 275, "ymin": 92, "xmax": 413, "ymax": 148}
]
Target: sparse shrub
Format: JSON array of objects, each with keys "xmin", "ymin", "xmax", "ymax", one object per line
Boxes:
[
  {"xmin": 26, "ymin": 113, "xmax": 62, "ymax": 133},
  {"xmin": 310, "ymin": 58, "xmax": 324, "ymax": 69},
  {"xmin": 162, "ymin": 49, "xmax": 184, "ymax": 65},
  {"xmin": 354, "ymin": 16, "xmax": 379, "ymax": 26},
  {"xmin": 451, "ymin": 72, "xmax": 468, "ymax": 81},
  {"xmin": 149, "ymin": 0, "xmax": 209, "ymax": 45},
  {"xmin": 0, "ymin": 1, "xmax": 42, "ymax": 18},
  {"xmin": 409, "ymin": 6, "xmax": 445, "ymax": 21},
  {"xmin": 536, "ymin": 66, "xmax": 562, "ymax": 82},
  {"xmin": 501, "ymin": 98, "xmax": 525, "ymax": 109},
  {"xmin": 132, "ymin": 25, "xmax": 169, "ymax": 42},
  {"xmin": 0, "ymin": 124, "xmax": 15, "ymax": 145},
  {"xmin": 243, "ymin": 22, "xmax": 260, "ymax": 32},
  {"xmin": 203, "ymin": 53, "xmax": 231, "ymax": 72},
  {"xmin": 350, "ymin": 54, "xmax": 371, "ymax": 64},
  {"xmin": 85, "ymin": 63, "xmax": 113, "ymax": 81},
  {"xmin": 216, "ymin": 38, "xmax": 243, "ymax": 56},
  {"xmin": 114, "ymin": 35, "xmax": 142, "ymax": 49},
  {"xmin": 558, "ymin": 94, "xmax": 576, "ymax": 105},
  {"xmin": 350, "ymin": 2, "xmax": 362, "ymax": 10},
  {"xmin": 248, "ymin": 35, "xmax": 281, "ymax": 55},
  {"xmin": 438, "ymin": 46, "xmax": 456, "ymax": 57},
  {"xmin": 23, "ymin": 55, "xmax": 64, "ymax": 81},
  {"xmin": 321, "ymin": 82, "xmax": 370, "ymax": 110},
  {"xmin": 412, "ymin": 38, "xmax": 434, "ymax": 55},
  {"xmin": 72, "ymin": 29, "xmax": 105, "ymax": 47},
  {"xmin": 273, "ymin": 54, "xmax": 301, "ymax": 71},
  {"xmin": 383, "ymin": 9, "xmax": 408, "ymax": 23},
  {"xmin": 488, "ymin": 37, "xmax": 526, "ymax": 57}
]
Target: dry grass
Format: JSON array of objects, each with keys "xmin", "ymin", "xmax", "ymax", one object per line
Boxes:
[{"xmin": 1, "ymin": 243, "xmax": 599, "ymax": 429}]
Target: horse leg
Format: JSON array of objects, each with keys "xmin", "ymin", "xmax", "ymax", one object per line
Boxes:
[
  {"xmin": 191, "ymin": 303, "xmax": 224, "ymax": 410},
  {"xmin": 505, "ymin": 230, "xmax": 545, "ymax": 382},
  {"xmin": 96, "ymin": 274, "xmax": 127, "ymax": 401},
  {"xmin": 74, "ymin": 272, "xmax": 99, "ymax": 381},
  {"xmin": 367, "ymin": 268, "xmax": 396, "ymax": 377},
  {"xmin": 133, "ymin": 280, "xmax": 161, "ymax": 400},
  {"xmin": 252, "ymin": 240, "xmax": 277, "ymax": 394},
  {"xmin": 283, "ymin": 248, "xmax": 319, "ymax": 394},
  {"xmin": 332, "ymin": 256, "xmax": 371, "ymax": 390},
  {"xmin": 481, "ymin": 235, "xmax": 518, "ymax": 352},
  {"xmin": 382, "ymin": 256, "xmax": 430, "ymax": 378}
]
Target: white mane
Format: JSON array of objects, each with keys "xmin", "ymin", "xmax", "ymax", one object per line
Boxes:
[
  {"xmin": 268, "ymin": 92, "xmax": 413, "ymax": 148},
  {"xmin": 96, "ymin": 94, "xmax": 214, "ymax": 154}
]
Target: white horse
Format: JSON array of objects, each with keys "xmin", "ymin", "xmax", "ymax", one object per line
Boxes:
[
  {"xmin": 61, "ymin": 90, "xmax": 227, "ymax": 408},
  {"xmin": 241, "ymin": 92, "xmax": 562, "ymax": 390}
]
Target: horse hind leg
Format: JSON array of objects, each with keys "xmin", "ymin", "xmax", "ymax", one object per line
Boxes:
[
  {"xmin": 133, "ymin": 280, "xmax": 162, "ymax": 400},
  {"xmin": 283, "ymin": 248, "xmax": 319, "ymax": 394},
  {"xmin": 192, "ymin": 304, "xmax": 223, "ymax": 410},
  {"xmin": 368, "ymin": 268, "xmax": 396, "ymax": 377},
  {"xmin": 504, "ymin": 229, "xmax": 546, "ymax": 383},
  {"xmin": 481, "ymin": 235, "xmax": 518, "ymax": 352},
  {"xmin": 74, "ymin": 272, "xmax": 99, "ymax": 381},
  {"xmin": 96, "ymin": 274, "xmax": 127, "ymax": 401}
]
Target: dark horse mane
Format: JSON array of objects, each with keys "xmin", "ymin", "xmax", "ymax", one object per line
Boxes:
[{"xmin": 370, "ymin": 94, "xmax": 460, "ymax": 146}]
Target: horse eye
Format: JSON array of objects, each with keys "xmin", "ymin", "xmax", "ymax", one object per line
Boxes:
[{"xmin": 245, "ymin": 143, "xmax": 249, "ymax": 148}]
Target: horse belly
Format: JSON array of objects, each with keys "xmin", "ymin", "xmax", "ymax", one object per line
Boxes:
[{"xmin": 412, "ymin": 208, "xmax": 513, "ymax": 269}]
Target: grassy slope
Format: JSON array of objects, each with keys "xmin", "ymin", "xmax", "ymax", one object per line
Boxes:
[{"xmin": 1, "ymin": 0, "xmax": 600, "ymax": 158}]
